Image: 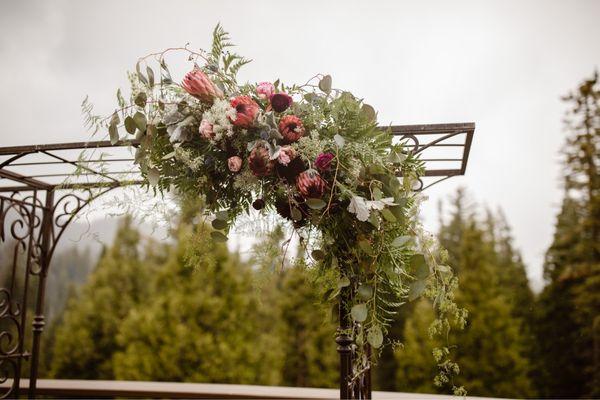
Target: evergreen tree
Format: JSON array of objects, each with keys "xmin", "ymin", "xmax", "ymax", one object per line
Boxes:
[
  {"xmin": 248, "ymin": 223, "xmax": 338, "ymax": 388},
  {"xmin": 112, "ymin": 222, "xmax": 281, "ymax": 385},
  {"xmin": 534, "ymin": 72, "xmax": 600, "ymax": 398},
  {"xmin": 277, "ymin": 262, "xmax": 338, "ymax": 388},
  {"xmin": 49, "ymin": 217, "xmax": 155, "ymax": 379}
]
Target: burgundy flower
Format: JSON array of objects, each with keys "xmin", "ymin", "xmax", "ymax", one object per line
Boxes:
[
  {"xmin": 181, "ymin": 68, "xmax": 223, "ymax": 103},
  {"xmin": 230, "ymin": 96, "xmax": 259, "ymax": 128},
  {"xmin": 278, "ymin": 115, "xmax": 305, "ymax": 143},
  {"xmin": 248, "ymin": 143, "xmax": 274, "ymax": 177},
  {"xmin": 296, "ymin": 169, "xmax": 326, "ymax": 198},
  {"xmin": 270, "ymin": 93, "xmax": 293, "ymax": 113},
  {"xmin": 315, "ymin": 152, "xmax": 335, "ymax": 172}
]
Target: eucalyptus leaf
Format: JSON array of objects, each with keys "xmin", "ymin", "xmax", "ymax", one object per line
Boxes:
[
  {"xmin": 146, "ymin": 66, "xmax": 155, "ymax": 87},
  {"xmin": 306, "ymin": 198, "xmax": 327, "ymax": 210},
  {"xmin": 410, "ymin": 254, "xmax": 429, "ymax": 279},
  {"xmin": 211, "ymin": 219, "xmax": 228, "ymax": 230},
  {"xmin": 216, "ymin": 210, "xmax": 229, "ymax": 221},
  {"xmin": 124, "ymin": 116, "xmax": 136, "ymax": 134},
  {"xmin": 135, "ymin": 62, "xmax": 148, "ymax": 85},
  {"xmin": 373, "ymin": 187, "xmax": 383, "ymax": 201},
  {"xmin": 367, "ymin": 325, "xmax": 383, "ymax": 348},
  {"xmin": 108, "ymin": 124, "xmax": 119, "ymax": 145},
  {"xmin": 408, "ymin": 280, "xmax": 426, "ymax": 301},
  {"xmin": 361, "ymin": 103, "xmax": 377, "ymax": 121},
  {"xmin": 147, "ymin": 167, "xmax": 160, "ymax": 186},
  {"xmin": 319, "ymin": 74, "xmax": 332, "ymax": 94},
  {"xmin": 134, "ymin": 92, "xmax": 147, "ymax": 108},
  {"xmin": 391, "ymin": 236, "xmax": 411, "ymax": 248},
  {"xmin": 210, "ymin": 231, "xmax": 228, "ymax": 243},
  {"xmin": 133, "ymin": 112, "xmax": 147, "ymax": 132},
  {"xmin": 358, "ymin": 285, "xmax": 373, "ymax": 300},
  {"xmin": 381, "ymin": 208, "xmax": 397, "ymax": 222},
  {"xmin": 351, "ymin": 303, "xmax": 368, "ymax": 322},
  {"xmin": 333, "ymin": 134, "xmax": 345, "ymax": 148},
  {"xmin": 116, "ymin": 88, "xmax": 125, "ymax": 107}
]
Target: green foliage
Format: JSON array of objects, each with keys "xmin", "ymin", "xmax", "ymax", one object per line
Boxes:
[
  {"xmin": 49, "ymin": 217, "xmax": 158, "ymax": 379},
  {"xmin": 112, "ymin": 223, "xmax": 281, "ymax": 384},
  {"xmin": 533, "ymin": 72, "xmax": 600, "ymax": 398},
  {"xmin": 48, "ymin": 218, "xmax": 337, "ymax": 388}
]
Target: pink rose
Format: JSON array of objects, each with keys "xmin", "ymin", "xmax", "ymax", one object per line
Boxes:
[
  {"xmin": 315, "ymin": 152, "xmax": 335, "ymax": 171},
  {"xmin": 199, "ymin": 119, "xmax": 214, "ymax": 139},
  {"xmin": 228, "ymin": 156, "xmax": 243, "ymax": 172},
  {"xmin": 277, "ymin": 146, "xmax": 297, "ymax": 166},
  {"xmin": 256, "ymin": 82, "xmax": 275, "ymax": 100}
]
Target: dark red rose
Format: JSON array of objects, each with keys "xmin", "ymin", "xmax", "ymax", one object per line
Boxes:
[
  {"xmin": 315, "ymin": 152, "xmax": 335, "ymax": 172},
  {"xmin": 270, "ymin": 93, "xmax": 293, "ymax": 112}
]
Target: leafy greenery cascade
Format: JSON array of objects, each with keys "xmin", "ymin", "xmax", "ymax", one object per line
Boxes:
[{"xmin": 85, "ymin": 25, "xmax": 466, "ymax": 392}]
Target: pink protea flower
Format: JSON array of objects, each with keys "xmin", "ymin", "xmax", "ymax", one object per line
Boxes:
[
  {"xmin": 279, "ymin": 115, "xmax": 305, "ymax": 143},
  {"xmin": 296, "ymin": 169, "xmax": 326, "ymax": 198},
  {"xmin": 199, "ymin": 119, "xmax": 214, "ymax": 139},
  {"xmin": 256, "ymin": 82, "xmax": 275, "ymax": 100},
  {"xmin": 181, "ymin": 68, "xmax": 223, "ymax": 103},
  {"xmin": 270, "ymin": 93, "xmax": 293, "ymax": 112},
  {"xmin": 315, "ymin": 152, "xmax": 335, "ymax": 171},
  {"xmin": 230, "ymin": 96, "xmax": 260, "ymax": 128},
  {"xmin": 228, "ymin": 156, "xmax": 243, "ymax": 172},
  {"xmin": 277, "ymin": 146, "xmax": 297, "ymax": 166}
]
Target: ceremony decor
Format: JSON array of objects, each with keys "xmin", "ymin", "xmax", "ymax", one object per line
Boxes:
[{"xmin": 82, "ymin": 25, "xmax": 467, "ymax": 397}]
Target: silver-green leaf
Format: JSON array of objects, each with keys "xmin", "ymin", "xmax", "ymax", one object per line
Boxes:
[
  {"xmin": 367, "ymin": 325, "xmax": 383, "ymax": 348},
  {"xmin": 408, "ymin": 280, "xmax": 426, "ymax": 301},
  {"xmin": 351, "ymin": 303, "xmax": 368, "ymax": 322},
  {"xmin": 319, "ymin": 75, "xmax": 332, "ymax": 94}
]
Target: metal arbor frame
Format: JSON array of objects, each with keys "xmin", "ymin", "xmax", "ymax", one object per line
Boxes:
[{"xmin": 0, "ymin": 122, "xmax": 474, "ymax": 399}]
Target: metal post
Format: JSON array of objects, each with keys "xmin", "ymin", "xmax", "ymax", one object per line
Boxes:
[
  {"xmin": 336, "ymin": 262, "xmax": 353, "ymax": 400},
  {"xmin": 28, "ymin": 189, "xmax": 54, "ymax": 399}
]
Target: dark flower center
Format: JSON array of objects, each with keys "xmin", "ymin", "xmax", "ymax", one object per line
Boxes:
[
  {"xmin": 287, "ymin": 123, "xmax": 297, "ymax": 131},
  {"xmin": 236, "ymin": 104, "xmax": 247, "ymax": 113}
]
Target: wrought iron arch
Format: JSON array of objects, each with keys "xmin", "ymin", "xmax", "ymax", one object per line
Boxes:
[{"xmin": 0, "ymin": 122, "xmax": 474, "ymax": 399}]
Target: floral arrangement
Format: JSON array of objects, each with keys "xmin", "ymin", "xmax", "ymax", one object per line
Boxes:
[{"xmin": 84, "ymin": 25, "xmax": 466, "ymax": 393}]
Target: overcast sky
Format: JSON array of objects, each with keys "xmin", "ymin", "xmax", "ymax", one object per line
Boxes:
[{"xmin": 1, "ymin": 0, "xmax": 599, "ymax": 291}]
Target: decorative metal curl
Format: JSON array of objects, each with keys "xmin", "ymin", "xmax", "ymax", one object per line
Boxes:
[{"xmin": 0, "ymin": 359, "xmax": 18, "ymax": 399}]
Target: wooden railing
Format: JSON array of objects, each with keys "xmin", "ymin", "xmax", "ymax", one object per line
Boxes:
[{"xmin": 3, "ymin": 379, "xmax": 495, "ymax": 399}]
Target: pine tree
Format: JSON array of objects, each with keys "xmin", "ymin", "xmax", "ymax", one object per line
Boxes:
[
  {"xmin": 112, "ymin": 222, "xmax": 282, "ymax": 385},
  {"xmin": 534, "ymin": 72, "xmax": 600, "ymax": 398},
  {"xmin": 248, "ymin": 223, "xmax": 338, "ymax": 388},
  {"xmin": 49, "ymin": 216, "xmax": 155, "ymax": 379}
]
